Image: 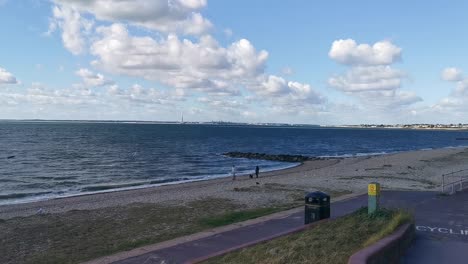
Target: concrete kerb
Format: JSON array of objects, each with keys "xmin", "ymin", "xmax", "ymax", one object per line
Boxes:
[
  {"xmin": 83, "ymin": 190, "xmax": 366, "ymax": 264},
  {"xmin": 348, "ymin": 223, "xmax": 415, "ymax": 264}
]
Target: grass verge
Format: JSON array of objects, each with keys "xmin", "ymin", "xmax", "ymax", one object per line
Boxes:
[
  {"xmin": 339, "ymin": 175, "xmax": 436, "ymax": 188},
  {"xmin": 0, "ymin": 186, "xmax": 349, "ymax": 264},
  {"xmin": 363, "ymin": 209, "xmax": 413, "ymax": 247},
  {"xmin": 199, "ymin": 207, "xmax": 286, "ymax": 228},
  {"xmin": 203, "ymin": 208, "xmax": 413, "ymax": 264},
  {"xmin": 0, "ymin": 199, "xmax": 297, "ymax": 264}
]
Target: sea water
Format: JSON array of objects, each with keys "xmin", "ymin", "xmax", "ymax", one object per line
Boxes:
[{"xmin": 1, "ymin": 121, "xmax": 468, "ymax": 205}]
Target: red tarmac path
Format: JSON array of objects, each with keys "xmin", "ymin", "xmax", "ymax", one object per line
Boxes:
[{"xmin": 90, "ymin": 190, "xmax": 468, "ymax": 264}]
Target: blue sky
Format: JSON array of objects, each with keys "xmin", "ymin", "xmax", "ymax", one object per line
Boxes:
[{"xmin": 1, "ymin": 0, "xmax": 468, "ymax": 124}]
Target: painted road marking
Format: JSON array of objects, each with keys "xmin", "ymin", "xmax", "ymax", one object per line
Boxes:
[{"xmin": 416, "ymin": 225, "xmax": 468, "ymax": 235}]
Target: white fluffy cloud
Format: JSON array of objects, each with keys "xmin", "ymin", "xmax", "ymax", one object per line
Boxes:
[
  {"xmin": 106, "ymin": 83, "xmax": 186, "ymax": 106},
  {"xmin": 360, "ymin": 90, "xmax": 422, "ymax": 108},
  {"xmin": 328, "ymin": 40, "xmax": 406, "ymax": 94},
  {"xmin": 41, "ymin": 1, "xmax": 328, "ymax": 121},
  {"xmin": 257, "ymin": 75, "xmax": 324, "ymax": 103},
  {"xmin": 91, "ymin": 24, "xmax": 324, "ymax": 108},
  {"xmin": 3, "ymin": 82, "xmax": 97, "ymax": 106},
  {"xmin": 441, "ymin": 67, "xmax": 463, "ymax": 82},
  {"xmin": 440, "ymin": 67, "xmax": 468, "ymax": 96},
  {"xmin": 48, "ymin": 4, "xmax": 94, "ymax": 55},
  {"xmin": 198, "ymin": 96, "xmax": 243, "ymax": 108},
  {"xmin": 0, "ymin": 67, "xmax": 18, "ymax": 84},
  {"xmin": 329, "ymin": 39, "xmax": 401, "ymax": 66},
  {"xmin": 435, "ymin": 97, "xmax": 463, "ymax": 109},
  {"xmin": 90, "ymin": 23, "xmax": 268, "ymax": 92},
  {"xmin": 75, "ymin": 68, "xmax": 114, "ymax": 87},
  {"xmin": 248, "ymin": 75, "xmax": 327, "ymax": 117},
  {"xmin": 0, "ymin": 82, "xmax": 189, "ymax": 119},
  {"xmin": 259, "ymin": 75, "xmax": 289, "ymax": 95},
  {"xmin": 52, "ymin": 0, "xmax": 211, "ymax": 35},
  {"xmin": 328, "ymin": 39, "xmax": 420, "ymax": 109},
  {"xmin": 328, "ymin": 66, "xmax": 405, "ymax": 92},
  {"xmin": 430, "ymin": 94, "xmax": 468, "ymax": 122},
  {"xmin": 454, "ymin": 79, "xmax": 468, "ymax": 95},
  {"xmin": 88, "ymin": 22, "xmax": 326, "ymax": 116},
  {"xmin": 431, "ymin": 67, "xmax": 468, "ymax": 118},
  {"xmin": 391, "ymin": 91, "xmax": 422, "ymax": 106}
]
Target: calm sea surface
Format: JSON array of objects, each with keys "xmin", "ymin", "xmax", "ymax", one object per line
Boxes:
[{"xmin": 1, "ymin": 121, "xmax": 468, "ymax": 205}]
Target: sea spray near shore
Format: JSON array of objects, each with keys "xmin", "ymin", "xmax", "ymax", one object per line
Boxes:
[
  {"xmin": 0, "ymin": 162, "xmax": 303, "ymax": 206},
  {"xmin": 0, "ymin": 161, "xmax": 301, "ymax": 206},
  {"xmin": 2, "ymin": 121, "xmax": 468, "ymax": 205}
]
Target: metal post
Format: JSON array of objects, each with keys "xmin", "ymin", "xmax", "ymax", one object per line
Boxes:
[
  {"xmin": 442, "ymin": 174, "xmax": 445, "ymax": 193},
  {"xmin": 368, "ymin": 182, "xmax": 380, "ymax": 215}
]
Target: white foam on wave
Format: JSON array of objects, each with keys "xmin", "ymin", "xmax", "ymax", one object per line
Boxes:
[
  {"xmin": 5, "ymin": 145, "xmax": 468, "ymax": 206},
  {"xmin": 0, "ymin": 162, "xmax": 302, "ymax": 206}
]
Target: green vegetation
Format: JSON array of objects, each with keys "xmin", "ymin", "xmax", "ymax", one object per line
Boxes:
[
  {"xmin": 233, "ymin": 183, "xmax": 351, "ymax": 205},
  {"xmin": 0, "ymin": 198, "xmax": 297, "ymax": 264},
  {"xmin": 199, "ymin": 207, "xmax": 285, "ymax": 228},
  {"xmin": 0, "ymin": 186, "xmax": 350, "ymax": 264},
  {"xmin": 339, "ymin": 175, "xmax": 437, "ymax": 188},
  {"xmin": 364, "ymin": 210, "xmax": 413, "ymax": 247},
  {"xmin": 0, "ymin": 198, "xmax": 230, "ymax": 264},
  {"xmin": 203, "ymin": 208, "xmax": 413, "ymax": 264}
]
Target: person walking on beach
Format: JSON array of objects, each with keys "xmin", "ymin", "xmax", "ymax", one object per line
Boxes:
[
  {"xmin": 255, "ymin": 165, "xmax": 260, "ymax": 178},
  {"xmin": 232, "ymin": 165, "xmax": 237, "ymax": 180}
]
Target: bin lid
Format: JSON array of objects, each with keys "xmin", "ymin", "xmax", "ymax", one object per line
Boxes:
[
  {"xmin": 305, "ymin": 191, "xmax": 330, "ymax": 204},
  {"xmin": 305, "ymin": 191, "xmax": 330, "ymax": 199}
]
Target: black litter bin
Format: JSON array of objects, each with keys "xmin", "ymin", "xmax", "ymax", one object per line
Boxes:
[{"xmin": 304, "ymin": 191, "xmax": 330, "ymax": 224}]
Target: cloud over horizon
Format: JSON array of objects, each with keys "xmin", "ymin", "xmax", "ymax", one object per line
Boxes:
[
  {"xmin": 75, "ymin": 68, "xmax": 114, "ymax": 87},
  {"xmin": 0, "ymin": 0, "xmax": 328, "ymax": 123},
  {"xmin": 2, "ymin": 1, "xmax": 467, "ymax": 124},
  {"xmin": 40, "ymin": 0, "xmax": 329, "ymax": 121},
  {"xmin": 329, "ymin": 39, "xmax": 402, "ymax": 66},
  {"xmin": 0, "ymin": 67, "xmax": 18, "ymax": 85},
  {"xmin": 434, "ymin": 67, "xmax": 468, "ymax": 115},
  {"xmin": 328, "ymin": 39, "xmax": 422, "ymax": 110}
]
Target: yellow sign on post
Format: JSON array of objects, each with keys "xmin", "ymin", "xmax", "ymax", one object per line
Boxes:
[
  {"xmin": 368, "ymin": 182, "xmax": 380, "ymax": 215},
  {"xmin": 368, "ymin": 183, "xmax": 380, "ymax": 196}
]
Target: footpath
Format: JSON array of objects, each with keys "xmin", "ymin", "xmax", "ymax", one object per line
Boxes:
[
  {"xmin": 88, "ymin": 190, "xmax": 468, "ymax": 264},
  {"xmin": 400, "ymin": 189, "xmax": 468, "ymax": 263}
]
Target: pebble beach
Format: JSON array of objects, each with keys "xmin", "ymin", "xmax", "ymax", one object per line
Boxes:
[{"xmin": 1, "ymin": 147, "xmax": 467, "ymax": 219}]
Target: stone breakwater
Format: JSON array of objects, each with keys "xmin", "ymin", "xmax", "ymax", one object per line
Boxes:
[{"xmin": 223, "ymin": 152, "xmax": 327, "ymax": 162}]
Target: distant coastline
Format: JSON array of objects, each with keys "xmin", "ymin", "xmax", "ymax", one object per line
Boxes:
[
  {"xmin": 329, "ymin": 123, "xmax": 468, "ymax": 130},
  {"xmin": 2, "ymin": 119, "xmax": 468, "ymax": 131},
  {"xmin": 0, "ymin": 119, "xmax": 320, "ymax": 128}
]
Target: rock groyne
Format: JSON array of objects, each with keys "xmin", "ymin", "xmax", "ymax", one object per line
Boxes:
[{"xmin": 223, "ymin": 152, "xmax": 320, "ymax": 162}]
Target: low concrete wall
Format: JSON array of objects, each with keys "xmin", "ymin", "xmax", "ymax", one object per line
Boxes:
[{"xmin": 348, "ymin": 223, "xmax": 415, "ymax": 264}]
